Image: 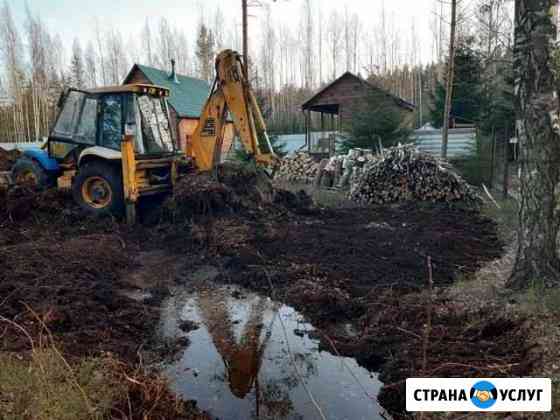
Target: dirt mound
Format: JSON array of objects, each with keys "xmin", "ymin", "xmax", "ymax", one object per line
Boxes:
[
  {"xmin": 0, "ymin": 234, "xmax": 153, "ymax": 359},
  {"xmin": 166, "ymin": 173, "xmax": 239, "ymax": 219},
  {"xmin": 165, "ymin": 168, "xmax": 312, "ymax": 222},
  {"xmin": 0, "ymin": 186, "xmax": 68, "ymax": 222},
  {"xmin": 0, "ymin": 186, "xmax": 119, "ymax": 247},
  {"xmin": 0, "ymin": 147, "xmax": 20, "ymax": 171},
  {"xmin": 272, "ymin": 188, "xmax": 314, "ymax": 213}
]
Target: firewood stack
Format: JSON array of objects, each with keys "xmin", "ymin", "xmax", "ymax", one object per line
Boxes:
[
  {"xmin": 312, "ymin": 149, "xmax": 378, "ymax": 190},
  {"xmin": 349, "ymin": 145, "xmax": 481, "ymax": 206},
  {"xmin": 275, "ymin": 152, "xmax": 320, "ymax": 184}
]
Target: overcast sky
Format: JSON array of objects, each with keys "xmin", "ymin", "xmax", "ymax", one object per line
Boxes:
[{"xmin": 9, "ymin": 0, "xmax": 439, "ymax": 63}]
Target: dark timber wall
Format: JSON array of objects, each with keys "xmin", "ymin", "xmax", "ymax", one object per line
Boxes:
[{"xmin": 303, "ymin": 73, "xmax": 415, "ymax": 129}]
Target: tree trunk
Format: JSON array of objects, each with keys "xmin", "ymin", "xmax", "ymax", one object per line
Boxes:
[
  {"xmin": 508, "ymin": 0, "xmax": 560, "ymax": 288},
  {"xmin": 442, "ymin": 0, "xmax": 457, "ymax": 159}
]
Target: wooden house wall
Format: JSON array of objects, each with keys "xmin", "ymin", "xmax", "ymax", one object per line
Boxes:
[{"xmin": 305, "ymin": 74, "xmax": 415, "ymax": 130}]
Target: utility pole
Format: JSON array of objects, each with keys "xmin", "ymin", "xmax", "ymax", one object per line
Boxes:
[
  {"xmin": 441, "ymin": 0, "xmax": 457, "ymax": 160},
  {"xmin": 242, "ymin": 0, "xmax": 249, "ymax": 79}
]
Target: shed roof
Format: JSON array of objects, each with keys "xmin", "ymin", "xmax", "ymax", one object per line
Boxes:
[
  {"xmin": 124, "ymin": 64, "xmax": 211, "ymax": 118},
  {"xmin": 302, "ymin": 72, "xmax": 416, "ymax": 112}
]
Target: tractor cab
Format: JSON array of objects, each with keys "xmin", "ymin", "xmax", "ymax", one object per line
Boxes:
[
  {"xmin": 48, "ymin": 84, "xmax": 176, "ymax": 163},
  {"xmin": 12, "ymin": 84, "xmax": 181, "ymax": 220}
]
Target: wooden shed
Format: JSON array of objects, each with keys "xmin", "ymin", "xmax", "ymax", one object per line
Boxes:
[
  {"xmin": 301, "ymin": 72, "xmax": 416, "ymax": 156},
  {"xmin": 124, "ymin": 61, "xmax": 234, "ymax": 157}
]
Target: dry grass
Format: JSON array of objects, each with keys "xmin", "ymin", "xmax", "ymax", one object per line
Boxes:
[
  {"xmin": 0, "ymin": 314, "xmax": 205, "ymax": 420},
  {"xmin": 0, "ymin": 350, "xmax": 119, "ymax": 420}
]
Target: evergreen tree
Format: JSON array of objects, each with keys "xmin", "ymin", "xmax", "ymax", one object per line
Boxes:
[
  {"xmin": 479, "ymin": 48, "xmax": 515, "ymax": 134},
  {"xmin": 430, "ymin": 38, "xmax": 484, "ymax": 128},
  {"xmin": 341, "ymin": 90, "xmax": 411, "ymax": 152}
]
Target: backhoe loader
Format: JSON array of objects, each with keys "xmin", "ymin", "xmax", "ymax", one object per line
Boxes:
[{"xmin": 10, "ymin": 50, "xmax": 278, "ymax": 223}]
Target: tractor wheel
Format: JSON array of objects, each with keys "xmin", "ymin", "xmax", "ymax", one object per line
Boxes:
[
  {"xmin": 11, "ymin": 157, "xmax": 54, "ymax": 190},
  {"xmin": 72, "ymin": 162, "xmax": 124, "ymax": 216}
]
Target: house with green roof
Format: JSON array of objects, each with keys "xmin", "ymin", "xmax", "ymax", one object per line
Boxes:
[{"xmin": 123, "ymin": 61, "xmax": 234, "ymax": 155}]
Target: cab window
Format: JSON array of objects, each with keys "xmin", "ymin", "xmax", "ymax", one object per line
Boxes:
[
  {"xmin": 100, "ymin": 95, "xmax": 122, "ymax": 150},
  {"xmin": 53, "ymin": 90, "xmax": 85, "ymax": 139},
  {"xmin": 74, "ymin": 97, "xmax": 98, "ymax": 145}
]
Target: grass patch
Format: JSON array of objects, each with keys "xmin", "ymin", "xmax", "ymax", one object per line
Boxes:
[
  {"xmin": 480, "ymin": 193, "xmax": 518, "ymax": 241},
  {"xmin": 0, "ymin": 350, "xmax": 120, "ymax": 420}
]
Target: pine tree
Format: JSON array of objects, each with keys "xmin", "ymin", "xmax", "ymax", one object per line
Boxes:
[
  {"xmin": 342, "ymin": 90, "xmax": 411, "ymax": 151},
  {"xmin": 430, "ymin": 39, "xmax": 484, "ymax": 128}
]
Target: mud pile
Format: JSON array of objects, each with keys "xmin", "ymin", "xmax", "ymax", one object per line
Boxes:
[
  {"xmin": 0, "ymin": 187, "xmax": 118, "ymax": 247},
  {"xmin": 165, "ymin": 168, "xmax": 312, "ymax": 221},
  {"xmin": 0, "ymin": 234, "xmax": 147, "ymax": 357},
  {"xmin": 0, "ymin": 146, "xmax": 20, "ymax": 171},
  {"xmin": 167, "ymin": 173, "xmax": 238, "ymax": 218},
  {"xmin": 0, "ymin": 186, "xmax": 68, "ymax": 222}
]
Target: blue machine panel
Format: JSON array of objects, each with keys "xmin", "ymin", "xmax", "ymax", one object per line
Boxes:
[{"xmin": 22, "ymin": 148, "xmax": 60, "ymax": 171}]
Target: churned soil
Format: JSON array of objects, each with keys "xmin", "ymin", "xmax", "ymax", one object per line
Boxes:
[
  {"xmin": 203, "ymin": 202, "xmax": 532, "ymax": 418},
  {"xmin": 0, "ymin": 172, "xmax": 534, "ymax": 418},
  {"xmin": 0, "ymin": 185, "xmax": 208, "ymax": 418}
]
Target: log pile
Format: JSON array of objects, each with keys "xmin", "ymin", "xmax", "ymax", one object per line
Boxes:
[
  {"xmin": 275, "ymin": 152, "xmax": 320, "ymax": 184},
  {"xmin": 314, "ymin": 149, "xmax": 377, "ymax": 189},
  {"xmin": 349, "ymin": 145, "xmax": 481, "ymax": 206}
]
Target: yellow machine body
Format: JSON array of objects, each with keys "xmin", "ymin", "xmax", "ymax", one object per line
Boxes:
[
  {"xmin": 22, "ymin": 53, "xmax": 276, "ymax": 224},
  {"xmin": 189, "ymin": 50, "xmax": 280, "ymax": 171}
]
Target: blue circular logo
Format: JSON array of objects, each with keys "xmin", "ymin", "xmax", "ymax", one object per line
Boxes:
[{"xmin": 470, "ymin": 381, "xmax": 498, "ymax": 409}]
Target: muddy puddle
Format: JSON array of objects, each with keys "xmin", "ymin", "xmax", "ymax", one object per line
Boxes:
[{"xmin": 158, "ymin": 280, "xmax": 387, "ymax": 420}]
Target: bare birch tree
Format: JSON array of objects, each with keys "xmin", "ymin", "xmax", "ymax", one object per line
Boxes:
[
  {"xmin": 141, "ymin": 18, "xmax": 154, "ymax": 66},
  {"xmin": 0, "ymin": 0, "xmax": 25, "ymax": 142},
  {"xmin": 84, "ymin": 41, "xmax": 97, "ymax": 88},
  {"xmin": 509, "ymin": 0, "xmax": 560, "ymax": 288},
  {"xmin": 93, "ymin": 18, "xmax": 107, "ymax": 85},
  {"xmin": 301, "ymin": 0, "xmax": 314, "ymax": 89},
  {"xmin": 70, "ymin": 38, "xmax": 85, "ymax": 89},
  {"xmin": 327, "ymin": 10, "xmax": 342, "ymax": 80},
  {"xmin": 441, "ymin": 0, "xmax": 458, "ymax": 159}
]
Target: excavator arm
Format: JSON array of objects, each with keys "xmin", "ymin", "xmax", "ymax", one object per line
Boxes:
[{"xmin": 189, "ymin": 50, "xmax": 279, "ymax": 171}]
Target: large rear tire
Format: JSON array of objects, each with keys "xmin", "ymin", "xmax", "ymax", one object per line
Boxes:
[
  {"xmin": 11, "ymin": 157, "xmax": 54, "ymax": 190},
  {"xmin": 72, "ymin": 161, "xmax": 124, "ymax": 216}
]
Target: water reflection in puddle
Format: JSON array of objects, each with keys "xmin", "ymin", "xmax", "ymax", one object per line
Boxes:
[{"xmin": 159, "ymin": 284, "xmax": 387, "ymax": 420}]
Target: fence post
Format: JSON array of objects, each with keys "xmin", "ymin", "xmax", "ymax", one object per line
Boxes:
[{"xmin": 490, "ymin": 126, "xmax": 496, "ymax": 187}]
